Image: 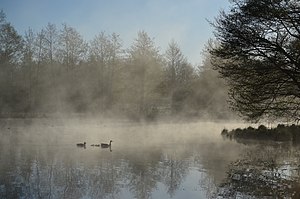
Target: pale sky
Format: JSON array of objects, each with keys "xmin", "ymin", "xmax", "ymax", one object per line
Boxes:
[{"xmin": 1, "ymin": 0, "xmax": 230, "ymax": 64}]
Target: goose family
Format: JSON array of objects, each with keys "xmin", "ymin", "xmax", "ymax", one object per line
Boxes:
[{"xmin": 76, "ymin": 140, "xmax": 113, "ymax": 148}]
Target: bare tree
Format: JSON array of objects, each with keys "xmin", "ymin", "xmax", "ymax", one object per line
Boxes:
[
  {"xmin": 164, "ymin": 40, "xmax": 195, "ymax": 113},
  {"xmin": 0, "ymin": 13, "xmax": 23, "ymax": 112},
  {"xmin": 210, "ymin": 0, "xmax": 300, "ymax": 122},
  {"xmin": 23, "ymin": 28, "xmax": 36, "ymax": 110},
  {"xmin": 128, "ymin": 31, "xmax": 162, "ymax": 117},
  {"xmin": 89, "ymin": 32, "xmax": 123, "ymax": 109},
  {"xmin": 58, "ymin": 24, "xmax": 88, "ymax": 70},
  {"xmin": 43, "ymin": 23, "xmax": 58, "ymax": 65}
]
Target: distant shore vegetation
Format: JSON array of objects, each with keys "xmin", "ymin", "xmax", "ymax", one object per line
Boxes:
[{"xmin": 221, "ymin": 124, "xmax": 300, "ymax": 143}]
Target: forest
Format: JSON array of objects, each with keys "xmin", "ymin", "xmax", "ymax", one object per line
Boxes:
[{"xmin": 0, "ymin": 10, "xmax": 232, "ymax": 120}]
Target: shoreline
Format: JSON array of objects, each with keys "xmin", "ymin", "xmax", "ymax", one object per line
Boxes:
[{"xmin": 221, "ymin": 124, "xmax": 300, "ymax": 143}]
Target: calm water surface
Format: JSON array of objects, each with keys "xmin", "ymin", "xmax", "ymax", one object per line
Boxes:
[{"xmin": 0, "ymin": 118, "xmax": 299, "ymax": 199}]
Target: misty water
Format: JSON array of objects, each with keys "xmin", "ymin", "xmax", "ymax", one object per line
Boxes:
[{"xmin": 1, "ymin": 118, "xmax": 300, "ymax": 199}]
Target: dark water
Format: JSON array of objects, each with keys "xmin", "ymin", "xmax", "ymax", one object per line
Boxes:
[{"xmin": 0, "ymin": 118, "xmax": 299, "ymax": 199}]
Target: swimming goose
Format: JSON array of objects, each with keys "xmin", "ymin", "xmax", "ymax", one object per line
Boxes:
[
  {"xmin": 76, "ymin": 142, "xmax": 86, "ymax": 147},
  {"xmin": 101, "ymin": 140, "xmax": 112, "ymax": 148}
]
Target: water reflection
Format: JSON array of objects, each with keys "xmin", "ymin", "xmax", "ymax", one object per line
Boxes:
[
  {"xmin": 214, "ymin": 141, "xmax": 300, "ymax": 198},
  {"xmin": 2, "ymin": 119, "xmax": 299, "ymax": 199}
]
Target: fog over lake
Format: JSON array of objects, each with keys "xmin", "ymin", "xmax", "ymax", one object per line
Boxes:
[
  {"xmin": 2, "ymin": 0, "xmax": 300, "ymax": 198},
  {"xmin": 0, "ymin": 119, "xmax": 244, "ymax": 199},
  {"xmin": 1, "ymin": 119, "xmax": 299, "ymax": 199}
]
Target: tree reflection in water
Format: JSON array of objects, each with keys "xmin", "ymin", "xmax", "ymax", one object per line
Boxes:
[
  {"xmin": 214, "ymin": 141, "xmax": 300, "ymax": 198},
  {"xmin": 161, "ymin": 154, "xmax": 189, "ymax": 197}
]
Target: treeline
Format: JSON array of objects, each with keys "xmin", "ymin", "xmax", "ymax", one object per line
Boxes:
[
  {"xmin": 0, "ymin": 10, "xmax": 232, "ymax": 120},
  {"xmin": 222, "ymin": 124, "xmax": 300, "ymax": 143}
]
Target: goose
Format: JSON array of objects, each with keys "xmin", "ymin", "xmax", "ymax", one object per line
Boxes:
[
  {"xmin": 76, "ymin": 142, "xmax": 86, "ymax": 147},
  {"xmin": 101, "ymin": 140, "xmax": 113, "ymax": 148}
]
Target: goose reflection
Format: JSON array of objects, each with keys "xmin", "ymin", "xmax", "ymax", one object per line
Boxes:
[{"xmin": 101, "ymin": 140, "xmax": 113, "ymax": 152}]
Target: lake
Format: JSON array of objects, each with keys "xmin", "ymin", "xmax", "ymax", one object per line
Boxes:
[{"xmin": 0, "ymin": 118, "xmax": 299, "ymax": 199}]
